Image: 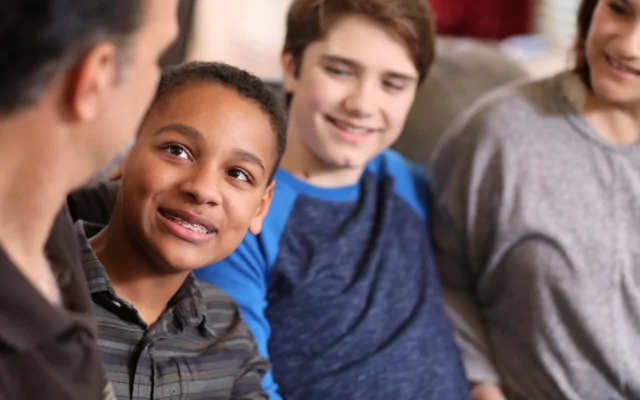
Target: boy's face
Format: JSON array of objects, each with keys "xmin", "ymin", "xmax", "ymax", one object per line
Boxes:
[
  {"xmin": 117, "ymin": 83, "xmax": 276, "ymax": 272},
  {"xmin": 283, "ymin": 14, "xmax": 419, "ymax": 172}
]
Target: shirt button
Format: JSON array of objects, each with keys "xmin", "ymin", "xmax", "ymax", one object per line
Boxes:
[{"xmin": 112, "ymin": 300, "xmax": 121, "ymax": 308}]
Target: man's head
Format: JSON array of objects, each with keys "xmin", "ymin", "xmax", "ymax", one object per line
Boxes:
[
  {"xmin": 113, "ymin": 62, "xmax": 286, "ymax": 272},
  {"xmin": 0, "ymin": 0, "xmax": 178, "ymax": 188},
  {"xmin": 281, "ymin": 0, "xmax": 435, "ymax": 176}
]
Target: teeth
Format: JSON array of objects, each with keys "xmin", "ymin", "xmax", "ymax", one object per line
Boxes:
[
  {"xmin": 164, "ymin": 213, "xmax": 210, "ymax": 234},
  {"xmin": 332, "ymin": 119, "xmax": 371, "ymax": 135},
  {"xmin": 345, "ymin": 126, "xmax": 370, "ymax": 135},
  {"xmin": 610, "ymin": 57, "xmax": 640, "ymax": 75}
]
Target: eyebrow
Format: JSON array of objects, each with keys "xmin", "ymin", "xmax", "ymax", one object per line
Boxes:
[
  {"xmin": 320, "ymin": 54, "xmax": 418, "ymax": 82},
  {"xmin": 154, "ymin": 123, "xmax": 206, "ymax": 141},
  {"xmin": 233, "ymin": 149, "xmax": 266, "ymax": 173}
]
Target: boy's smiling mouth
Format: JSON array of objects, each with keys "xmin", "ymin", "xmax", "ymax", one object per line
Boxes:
[
  {"xmin": 158, "ymin": 208, "xmax": 217, "ymax": 237},
  {"xmin": 325, "ymin": 115, "xmax": 378, "ymax": 135}
]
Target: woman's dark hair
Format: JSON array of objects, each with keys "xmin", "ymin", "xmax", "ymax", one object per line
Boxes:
[{"xmin": 574, "ymin": 0, "xmax": 599, "ymax": 89}]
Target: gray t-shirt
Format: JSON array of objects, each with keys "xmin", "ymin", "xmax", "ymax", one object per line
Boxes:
[{"xmin": 431, "ymin": 71, "xmax": 640, "ymax": 400}]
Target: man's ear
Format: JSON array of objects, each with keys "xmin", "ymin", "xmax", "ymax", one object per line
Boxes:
[
  {"xmin": 68, "ymin": 42, "xmax": 119, "ymax": 122},
  {"xmin": 281, "ymin": 53, "xmax": 298, "ymax": 93},
  {"xmin": 248, "ymin": 180, "xmax": 276, "ymax": 235}
]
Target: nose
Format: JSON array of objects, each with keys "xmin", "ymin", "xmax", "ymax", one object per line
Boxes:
[
  {"xmin": 342, "ymin": 80, "xmax": 377, "ymax": 119},
  {"xmin": 179, "ymin": 165, "xmax": 223, "ymax": 206}
]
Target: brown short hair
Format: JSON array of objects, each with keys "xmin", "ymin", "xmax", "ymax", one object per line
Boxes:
[
  {"xmin": 574, "ymin": 0, "xmax": 599, "ymax": 89},
  {"xmin": 283, "ymin": 0, "xmax": 436, "ymax": 84}
]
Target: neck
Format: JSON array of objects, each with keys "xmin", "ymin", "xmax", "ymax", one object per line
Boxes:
[
  {"xmin": 281, "ymin": 120, "xmax": 365, "ymax": 187},
  {"xmin": 90, "ymin": 206, "xmax": 189, "ymax": 326},
  {"xmin": 0, "ymin": 116, "xmax": 75, "ymax": 278},
  {"xmin": 583, "ymin": 91, "xmax": 640, "ymax": 144}
]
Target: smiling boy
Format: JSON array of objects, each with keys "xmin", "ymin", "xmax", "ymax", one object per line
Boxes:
[
  {"xmin": 75, "ymin": 62, "xmax": 287, "ymax": 400},
  {"xmin": 194, "ymin": 1, "xmax": 468, "ymax": 399}
]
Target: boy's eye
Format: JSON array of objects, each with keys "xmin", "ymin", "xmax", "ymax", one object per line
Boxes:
[
  {"xmin": 383, "ymin": 80, "xmax": 405, "ymax": 92},
  {"xmin": 228, "ymin": 168, "xmax": 250, "ymax": 183},
  {"xmin": 163, "ymin": 144, "xmax": 191, "ymax": 160},
  {"xmin": 325, "ymin": 65, "xmax": 351, "ymax": 76}
]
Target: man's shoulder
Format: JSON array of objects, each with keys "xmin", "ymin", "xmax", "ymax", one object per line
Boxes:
[{"xmin": 0, "ymin": 210, "xmax": 108, "ymax": 400}]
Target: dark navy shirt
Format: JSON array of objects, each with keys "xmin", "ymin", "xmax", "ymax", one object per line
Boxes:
[{"xmin": 196, "ymin": 150, "xmax": 467, "ymax": 399}]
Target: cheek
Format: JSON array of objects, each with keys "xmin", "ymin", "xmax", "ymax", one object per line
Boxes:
[
  {"xmin": 300, "ymin": 73, "xmax": 346, "ymax": 113},
  {"xmin": 120, "ymin": 57, "xmax": 160, "ymax": 127},
  {"xmin": 130, "ymin": 68, "xmax": 160, "ymax": 118},
  {"xmin": 219, "ymin": 200, "xmax": 257, "ymax": 246},
  {"xmin": 124, "ymin": 157, "xmax": 174, "ymax": 204},
  {"xmin": 587, "ymin": 13, "xmax": 619, "ymax": 53}
]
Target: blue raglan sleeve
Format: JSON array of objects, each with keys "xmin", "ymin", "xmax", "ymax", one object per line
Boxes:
[
  {"xmin": 377, "ymin": 150, "xmax": 431, "ymax": 222},
  {"xmin": 194, "ymin": 232, "xmax": 282, "ymax": 400}
]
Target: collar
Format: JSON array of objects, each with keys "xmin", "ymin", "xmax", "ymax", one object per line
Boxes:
[{"xmin": 75, "ymin": 220, "xmax": 215, "ymax": 336}]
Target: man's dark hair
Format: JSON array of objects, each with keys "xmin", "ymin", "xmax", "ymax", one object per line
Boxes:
[
  {"xmin": 153, "ymin": 61, "xmax": 288, "ymax": 182},
  {"xmin": 0, "ymin": 0, "xmax": 143, "ymax": 113}
]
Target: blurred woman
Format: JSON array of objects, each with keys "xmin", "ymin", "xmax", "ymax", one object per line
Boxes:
[{"xmin": 431, "ymin": 0, "xmax": 640, "ymax": 399}]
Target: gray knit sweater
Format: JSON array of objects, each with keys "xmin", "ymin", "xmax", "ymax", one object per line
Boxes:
[{"xmin": 431, "ymin": 71, "xmax": 640, "ymax": 400}]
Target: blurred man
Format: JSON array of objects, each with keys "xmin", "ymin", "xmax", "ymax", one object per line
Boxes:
[{"xmin": 0, "ymin": 1, "xmax": 178, "ymax": 399}]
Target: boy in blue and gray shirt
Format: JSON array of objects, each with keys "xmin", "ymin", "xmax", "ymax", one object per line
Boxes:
[{"xmin": 195, "ymin": 0, "xmax": 468, "ymax": 399}]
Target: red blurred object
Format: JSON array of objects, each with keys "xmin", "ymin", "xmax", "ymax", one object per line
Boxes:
[{"xmin": 427, "ymin": 0, "xmax": 533, "ymax": 40}]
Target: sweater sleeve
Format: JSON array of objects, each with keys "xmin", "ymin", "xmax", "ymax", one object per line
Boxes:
[{"xmin": 430, "ymin": 99, "xmax": 510, "ymax": 384}]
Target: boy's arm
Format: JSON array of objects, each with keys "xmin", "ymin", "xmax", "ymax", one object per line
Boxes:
[{"xmin": 195, "ymin": 233, "xmax": 282, "ymax": 400}]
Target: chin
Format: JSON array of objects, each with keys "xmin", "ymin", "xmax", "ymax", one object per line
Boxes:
[
  {"xmin": 153, "ymin": 247, "xmax": 208, "ymax": 273},
  {"xmin": 320, "ymin": 148, "xmax": 373, "ymax": 169},
  {"xmin": 593, "ymin": 83, "xmax": 639, "ymax": 105}
]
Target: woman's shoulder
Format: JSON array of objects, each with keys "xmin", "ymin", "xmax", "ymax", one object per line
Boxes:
[{"xmin": 435, "ymin": 72, "xmax": 574, "ymax": 156}]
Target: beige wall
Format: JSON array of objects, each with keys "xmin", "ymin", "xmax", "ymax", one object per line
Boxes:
[
  {"xmin": 186, "ymin": 0, "xmax": 293, "ymax": 79},
  {"xmin": 186, "ymin": 0, "xmax": 581, "ymax": 80}
]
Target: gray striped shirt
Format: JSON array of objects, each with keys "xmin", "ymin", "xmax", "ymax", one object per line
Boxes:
[{"xmin": 77, "ymin": 222, "xmax": 268, "ymax": 400}]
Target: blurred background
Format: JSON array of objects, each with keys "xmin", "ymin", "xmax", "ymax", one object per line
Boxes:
[{"xmin": 163, "ymin": 0, "xmax": 583, "ymax": 168}]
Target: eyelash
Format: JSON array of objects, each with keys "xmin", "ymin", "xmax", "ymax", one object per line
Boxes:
[
  {"xmin": 325, "ymin": 65, "xmax": 405, "ymax": 92},
  {"xmin": 228, "ymin": 168, "xmax": 252, "ymax": 184},
  {"xmin": 383, "ymin": 81, "xmax": 404, "ymax": 91},
  {"xmin": 609, "ymin": 1, "xmax": 629, "ymax": 16},
  {"xmin": 325, "ymin": 65, "xmax": 351, "ymax": 76},
  {"xmin": 162, "ymin": 143, "xmax": 192, "ymax": 161},
  {"xmin": 161, "ymin": 144, "xmax": 253, "ymax": 184}
]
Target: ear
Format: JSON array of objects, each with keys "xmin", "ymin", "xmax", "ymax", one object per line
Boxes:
[
  {"xmin": 248, "ymin": 180, "xmax": 276, "ymax": 235},
  {"xmin": 108, "ymin": 143, "xmax": 133, "ymax": 181},
  {"xmin": 108, "ymin": 159, "xmax": 125, "ymax": 181},
  {"xmin": 68, "ymin": 42, "xmax": 119, "ymax": 122},
  {"xmin": 281, "ymin": 53, "xmax": 298, "ymax": 93}
]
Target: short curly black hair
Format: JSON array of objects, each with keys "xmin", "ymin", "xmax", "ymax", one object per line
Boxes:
[{"xmin": 151, "ymin": 61, "xmax": 287, "ymax": 182}]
